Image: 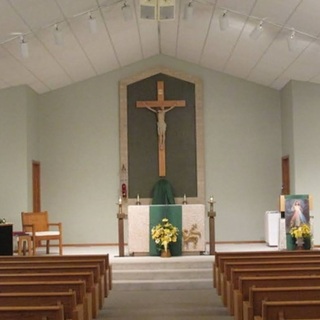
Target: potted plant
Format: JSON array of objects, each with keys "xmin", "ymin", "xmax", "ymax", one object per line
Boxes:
[
  {"xmin": 151, "ymin": 218, "xmax": 179, "ymax": 257},
  {"xmin": 290, "ymin": 223, "xmax": 312, "ymax": 250}
]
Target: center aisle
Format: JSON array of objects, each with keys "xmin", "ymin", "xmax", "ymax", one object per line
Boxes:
[{"xmin": 98, "ymin": 288, "xmax": 234, "ymax": 320}]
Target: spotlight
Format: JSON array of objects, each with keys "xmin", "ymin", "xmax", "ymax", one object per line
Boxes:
[
  {"xmin": 287, "ymin": 29, "xmax": 297, "ymax": 52},
  {"xmin": 184, "ymin": 1, "xmax": 193, "ymax": 20},
  {"xmin": 250, "ymin": 20, "xmax": 263, "ymax": 40},
  {"xmin": 54, "ymin": 24, "xmax": 63, "ymax": 45},
  {"xmin": 20, "ymin": 35, "xmax": 28, "ymax": 58},
  {"xmin": 88, "ymin": 13, "xmax": 98, "ymax": 33},
  {"xmin": 122, "ymin": 2, "xmax": 133, "ymax": 21},
  {"xmin": 219, "ymin": 10, "xmax": 229, "ymax": 31}
]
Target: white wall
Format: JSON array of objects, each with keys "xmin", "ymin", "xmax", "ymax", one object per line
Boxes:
[
  {"xmin": 280, "ymin": 82, "xmax": 295, "ymax": 191},
  {"xmin": 203, "ymin": 70, "xmax": 282, "ymax": 241},
  {"xmin": 289, "ymin": 81, "xmax": 320, "ymax": 244},
  {"xmin": 26, "ymin": 87, "xmax": 40, "ymax": 210},
  {"xmin": 35, "ymin": 55, "xmax": 282, "ymax": 244},
  {"xmin": 0, "ymin": 85, "xmax": 38, "ymax": 228}
]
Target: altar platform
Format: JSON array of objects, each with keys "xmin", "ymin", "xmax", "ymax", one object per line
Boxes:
[{"xmin": 59, "ymin": 242, "xmax": 280, "ymax": 290}]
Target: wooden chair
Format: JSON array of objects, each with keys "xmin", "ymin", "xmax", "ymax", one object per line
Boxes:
[{"xmin": 21, "ymin": 211, "xmax": 63, "ymax": 255}]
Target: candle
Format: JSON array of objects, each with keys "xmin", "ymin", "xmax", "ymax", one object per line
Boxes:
[
  {"xmin": 137, "ymin": 194, "xmax": 140, "ymax": 202},
  {"xmin": 209, "ymin": 196, "xmax": 214, "ymax": 203},
  {"xmin": 119, "ymin": 196, "xmax": 122, "ymax": 205},
  {"xmin": 183, "ymin": 194, "xmax": 186, "ymax": 201}
]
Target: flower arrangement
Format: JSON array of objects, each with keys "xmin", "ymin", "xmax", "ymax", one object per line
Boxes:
[
  {"xmin": 151, "ymin": 218, "xmax": 179, "ymax": 252},
  {"xmin": 290, "ymin": 223, "xmax": 311, "ymax": 239}
]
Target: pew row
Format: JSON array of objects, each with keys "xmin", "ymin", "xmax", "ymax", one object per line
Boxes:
[
  {"xmin": 255, "ymin": 300, "xmax": 320, "ymax": 320},
  {"xmin": 0, "ymin": 281, "xmax": 88, "ymax": 320},
  {"xmin": 0, "ymin": 272, "xmax": 96, "ymax": 319},
  {"xmin": 229, "ymin": 265, "xmax": 320, "ymax": 315},
  {"xmin": 243, "ymin": 286, "xmax": 320, "ymax": 320},
  {"xmin": 0, "ymin": 304, "xmax": 65, "ymax": 320},
  {"xmin": 0, "ymin": 291, "xmax": 79, "ymax": 320},
  {"xmin": 215, "ymin": 251, "xmax": 320, "ymax": 295},
  {"xmin": 235, "ymin": 275, "xmax": 320, "ymax": 320},
  {"xmin": 222, "ymin": 257, "xmax": 320, "ymax": 305},
  {"xmin": 0, "ymin": 254, "xmax": 111, "ymax": 293},
  {"xmin": 0, "ymin": 263, "xmax": 103, "ymax": 309}
]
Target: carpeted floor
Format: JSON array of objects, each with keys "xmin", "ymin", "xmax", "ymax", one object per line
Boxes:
[
  {"xmin": 97, "ymin": 289, "xmax": 233, "ymax": 320},
  {"xmin": 61, "ymin": 242, "xmax": 275, "ymax": 319}
]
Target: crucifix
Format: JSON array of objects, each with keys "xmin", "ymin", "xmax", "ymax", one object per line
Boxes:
[{"xmin": 136, "ymin": 81, "xmax": 186, "ymax": 177}]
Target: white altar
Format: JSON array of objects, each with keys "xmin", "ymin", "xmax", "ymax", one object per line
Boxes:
[{"xmin": 128, "ymin": 204, "xmax": 206, "ymax": 255}]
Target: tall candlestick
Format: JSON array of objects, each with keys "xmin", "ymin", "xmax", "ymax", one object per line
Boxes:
[{"xmin": 182, "ymin": 193, "xmax": 187, "ymax": 205}]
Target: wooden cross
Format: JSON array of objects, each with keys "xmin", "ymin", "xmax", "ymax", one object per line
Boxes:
[{"xmin": 136, "ymin": 81, "xmax": 186, "ymax": 177}]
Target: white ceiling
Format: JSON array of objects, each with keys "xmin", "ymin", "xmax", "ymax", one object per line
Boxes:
[{"xmin": 1, "ymin": 0, "xmax": 320, "ymax": 94}]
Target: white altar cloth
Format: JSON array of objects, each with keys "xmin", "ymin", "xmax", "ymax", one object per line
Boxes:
[{"xmin": 127, "ymin": 204, "xmax": 205, "ymax": 255}]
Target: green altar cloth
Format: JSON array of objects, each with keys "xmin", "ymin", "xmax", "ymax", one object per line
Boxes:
[
  {"xmin": 151, "ymin": 179, "xmax": 175, "ymax": 205},
  {"xmin": 149, "ymin": 205, "xmax": 182, "ymax": 256}
]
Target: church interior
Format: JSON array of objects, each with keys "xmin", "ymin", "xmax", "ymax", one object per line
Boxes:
[{"xmin": 1, "ymin": 0, "xmax": 320, "ymax": 318}]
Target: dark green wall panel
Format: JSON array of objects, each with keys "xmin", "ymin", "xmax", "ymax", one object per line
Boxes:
[{"xmin": 127, "ymin": 73, "xmax": 197, "ymax": 198}]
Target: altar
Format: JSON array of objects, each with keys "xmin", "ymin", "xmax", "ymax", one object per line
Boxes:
[{"xmin": 127, "ymin": 204, "xmax": 206, "ymax": 256}]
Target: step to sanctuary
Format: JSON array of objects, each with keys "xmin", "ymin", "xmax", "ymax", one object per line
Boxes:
[{"xmin": 111, "ymin": 255, "xmax": 214, "ymax": 290}]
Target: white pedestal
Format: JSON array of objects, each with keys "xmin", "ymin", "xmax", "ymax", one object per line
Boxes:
[{"xmin": 264, "ymin": 211, "xmax": 281, "ymax": 246}]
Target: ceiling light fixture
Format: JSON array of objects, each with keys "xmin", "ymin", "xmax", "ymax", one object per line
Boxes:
[
  {"xmin": 20, "ymin": 35, "xmax": 29, "ymax": 58},
  {"xmin": 287, "ymin": 29, "xmax": 297, "ymax": 52},
  {"xmin": 250, "ymin": 20, "xmax": 264, "ymax": 40},
  {"xmin": 140, "ymin": 0, "xmax": 175, "ymax": 21},
  {"xmin": 183, "ymin": 1, "xmax": 193, "ymax": 20},
  {"xmin": 122, "ymin": 1, "xmax": 133, "ymax": 21},
  {"xmin": 88, "ymin": 13, "xmax": 98, "ymax": 33},
  {"xmin": 219, "ymin": 10, "xmax": 229, "ymax": 31},
  {"xmin": 54, "ymin": 24, "xmax": 63, "ymax": 45}
]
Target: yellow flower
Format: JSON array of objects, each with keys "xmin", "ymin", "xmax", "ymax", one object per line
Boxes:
[
  {"xmin": 290, "ymin": 223, "xmax": 311, "ymax": 239},
  {"xmin": 151, "ymin": 218, "xmax": 179, "ymax": 252}
]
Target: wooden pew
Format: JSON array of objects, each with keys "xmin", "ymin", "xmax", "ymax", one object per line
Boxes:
[
  {"xmin": 214, "ymin": 250, "xmax": 320, "ymax": 289},
  {"xmin": 236, "ymin": 275, "xmax": 320, "ymax": 320},
  {"xmin": 231, "ymin": 267, "xmax": 320, "ymax": 319},
  {"xmin": 0, "ymin": 254, "xmax": 111, "ymax": 295},
  {"xmin": 0, "ymin": 304, "xmax": 64, "ymax": 320},
  {"xmin": 0, "ymin": 291, "xmax": 79, "ymax": 320},
  {"xmin": 215, "ymin": 251, "xmax": 320, "ymax": 294},
  {"xmin": 0, "ymin": 280, "xmax": 88, "ymax": 320},
  {"xmin": 243, "ymin": 286, "xmax": 320, "ymax": 320},
  {"xmin": 0, "ymin": 263, "xmax": 103, "ymax": 310},
  {"xmin": 0, "ymin": 272, "xmax": 96, "ymax": 319},
  {"xmin": 224, "ymin": 260, "xmax": 320, "ymax": 309},
  {"xmin": 220, "ymin": 256, "xmax": 320, "ymax": 299},
  {"xmin": 257, "ymin": 300, "xmax": 320, "ymax": 320}
]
